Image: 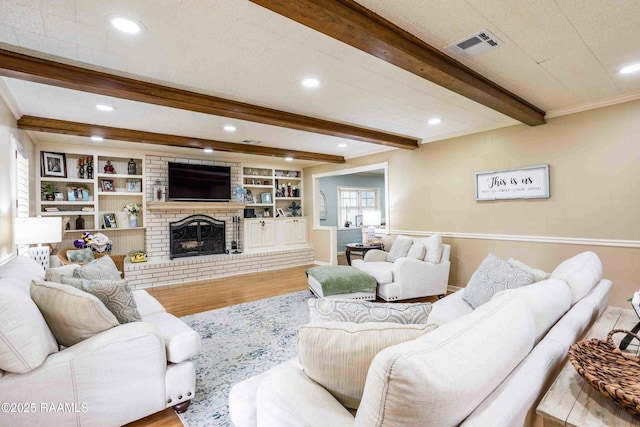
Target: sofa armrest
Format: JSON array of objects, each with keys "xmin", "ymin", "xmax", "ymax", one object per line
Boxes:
[
  {"xmin": 0, "ymin": 322, "xmax": 168, "ymax": 426},
  {"xmin": 393, "ymin": 258, "xmax": 450, "ymax": 296},
  {"xmin": 257, "ymin": 366, "xmax": 355, "ymax": 427},
  {"xmin": 363, "ymin": 249, "xmax": 388, "ymax": 262}
]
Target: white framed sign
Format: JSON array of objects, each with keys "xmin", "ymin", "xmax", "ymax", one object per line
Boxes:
[{"xmin": 475, "ymin": 164, "xmax": 550, "ymax": 201}]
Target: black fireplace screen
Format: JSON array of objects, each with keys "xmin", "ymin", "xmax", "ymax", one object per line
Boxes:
[{"xmin": 169, "ymin": 214, "xmax": 225, "ymax": 259}]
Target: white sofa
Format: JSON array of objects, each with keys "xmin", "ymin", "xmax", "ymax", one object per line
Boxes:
[
  {"xmin": 351, "ymin": 238, "xmax": 451, "ymax": 300},
  {"xmin": 0, "ymin": 256, "xmax": 202, "ymax": 426},
  {"xmin": 229, "ymin": 251, "xmax": 611, "ymax": 427}
]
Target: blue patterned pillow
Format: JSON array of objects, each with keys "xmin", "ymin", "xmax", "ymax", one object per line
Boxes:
[
  {"xmin": 72, "ymin": 256, "xmax": 120, "ymax": 280},
  {"xmin": 462, "ymin": 253, "xmax": 534, "ymax": 309},
  {"xmin": 60, "ymin": 276, "xmax": 141, "ymax": 324},
  {"xmin": 308, "ymin": 298, "xmax": 432, "ymax": 324},
  {"xmin": 66, "ymin": 248, "xmax": 94, "ymax": 263}
]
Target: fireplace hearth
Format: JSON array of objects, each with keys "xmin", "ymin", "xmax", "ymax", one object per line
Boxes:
[{"xmin": 169, "ymin": 214, "xmax": 225, "ymax": 259}]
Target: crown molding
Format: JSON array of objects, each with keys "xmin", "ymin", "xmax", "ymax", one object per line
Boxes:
[{"xmin": 545, "ymin": 92, "xmax": 640, "ymax": 119}]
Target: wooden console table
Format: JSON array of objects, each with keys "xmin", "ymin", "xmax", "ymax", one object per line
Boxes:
[{"xmin": 537, "ymin": 306, "xmax": 640, "ymax": 426}]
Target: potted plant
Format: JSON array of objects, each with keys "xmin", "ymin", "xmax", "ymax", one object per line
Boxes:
[{"xmin": 41, "ymin": 183, "xmax": 58, "ymax": 201}]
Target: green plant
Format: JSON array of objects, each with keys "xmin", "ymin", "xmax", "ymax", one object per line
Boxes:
[{"xmin": 41, "ymin": 183, "xmax": 58, "ymax": 195}]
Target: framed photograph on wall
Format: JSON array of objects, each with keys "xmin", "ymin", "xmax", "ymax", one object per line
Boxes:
[
  {"xmin": 41, "ymin": 151, "xmax": 67, "ymax": 178},
  {"xmin": 103, "ymin": 213, "xmax": 117, "ymax": 228}
]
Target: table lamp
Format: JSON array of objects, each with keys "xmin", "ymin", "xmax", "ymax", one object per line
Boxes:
[
  {"xmin": 14, "ymin": 217, "xmax": 62, "ymax": 269},
  {"xmin": 362, "ymin": 210, "xmax": 381, "ymax": 244}
]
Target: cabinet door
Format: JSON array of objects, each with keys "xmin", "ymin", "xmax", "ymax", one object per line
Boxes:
[
  {"xmin": 245, "ymin": 221, "xmax": 264, "ymax": 248},
  {"xmin": 294, "ymin": 218, "xmax": 308, "ymax": 244},
  {"xmin": 274, "ymin": 219, "xmax": 285, "ymax": 246},
  {"xmin": 282, "ymin": 218, "xmax": 296, "ymax": 245},
  {"xmin": 261, "ymin": 219, "xmax": 275, "ymax": 247}
]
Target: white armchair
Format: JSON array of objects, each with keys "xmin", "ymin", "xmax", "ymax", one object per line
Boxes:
[{"xmin": 352, "ymin": 243, "xmax": 450, "ymax": 301}]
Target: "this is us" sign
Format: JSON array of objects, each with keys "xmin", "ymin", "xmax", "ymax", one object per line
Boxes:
[{"xmin": 475, "ymin": 164, "xmax": 550, "ymax": 201}]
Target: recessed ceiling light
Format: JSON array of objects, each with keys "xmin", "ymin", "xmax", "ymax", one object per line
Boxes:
[
  {"xmin": 96, "ymin": 104, "xmax": 114, "ymax": 112},
  {"xmin": 620, "ymin": 63, "xmax": 640, "ymax": 75},
  {"xmin": 110, "ymin": 16, "xmax": 143, "ymax": 34},
  {"xmin": 285, "ymin": 157, "xmax": 294, "ymax": 162},
  {"xmin": 301, "ymin": 78, "xmax": 320, "ymax": 88},
  {"xmin": 223, "ymin": 125, "xmax": 236, "ymax": 132},
  {"xmin": 203, "ymin": 148, "xmax": 214, "ymax": 153},
  {"xmin": 90, "ymin": 136, "xmax": 103, "ymax": 142},
  {"xmin": 428, "ymin": 118, "xmax": 441, "ymax": 125},
  {"xmin": 338, "ymin": 143, "xmax": 348, "ymax": 148}
]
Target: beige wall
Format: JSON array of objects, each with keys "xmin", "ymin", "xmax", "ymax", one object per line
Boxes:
[
  {"xmin": 304, "ymin": 100, "xmax": 640, "ymax": 307},
  {"xmin": 0, "ymin": 95, "xmax": 15, "ymax": 265}
]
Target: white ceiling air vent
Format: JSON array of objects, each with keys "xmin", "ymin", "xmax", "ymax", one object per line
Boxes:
[
  {"xmin": 241, "ymin": 139, "xmax": 262, "ymax": 145},
  {"xmin": 444, "ymin": 30, "xmax": 503, "ymax": 58}
]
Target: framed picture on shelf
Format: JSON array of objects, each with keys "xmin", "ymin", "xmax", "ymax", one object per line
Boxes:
[
  {"xmin": 103, "ymin": 213, "xmax": 117, "ymax": 228},
  {"xmin": 41, "ymin": 151, "xmax": 67, "ymax": 178},
  {"xmin": 126, "ymin": 179, "xmax": 141, "ymax": 192},
  {"xmin": 276, "ymin": 208, "xmax": 286, "ymax": 218},
  {"xmin": 260, "ymin": 192, "xmax": 272, "ymax": 204},
  {"xmin": 54, "ymin": 192, "xmax": 64, "ymax": 201},
  {"xmin": 245, "ymin": 190, "xmax": 254, "ymax": 204},
  {"xmin": 355, "ymin": 214, "xmax": 363, "ymax": 227},
  {"xmin": 101, "ymin": 179, "xmax": 115, "ymax": 192}
]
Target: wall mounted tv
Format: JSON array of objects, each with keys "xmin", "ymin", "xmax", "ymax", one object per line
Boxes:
[{"xmin": 168, "ymin": 162, "xmax": 231, "ymax": 202}]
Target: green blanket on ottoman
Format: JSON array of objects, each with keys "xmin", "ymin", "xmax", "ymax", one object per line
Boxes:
[{"xmin": 306, "ymin": 266, "xmax": 377, "ymax": 297}]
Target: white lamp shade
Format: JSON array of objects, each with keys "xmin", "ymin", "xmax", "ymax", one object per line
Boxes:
[
  {"xmin": 14, "ymin": 217, "xmax": 62, "ymax": 245},
  {"xmin": 362, "ymin": 210, "xmax": 381, "ymax": 226}
]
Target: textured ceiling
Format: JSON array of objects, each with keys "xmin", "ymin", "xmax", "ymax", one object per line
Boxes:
[{"xmin": 0, "ymin": 0, "xmax": 638, "ymax": 161}]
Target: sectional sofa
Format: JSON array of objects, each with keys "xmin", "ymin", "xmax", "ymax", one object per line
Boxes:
[{"xmin": 229, "ymin": 251, "xmax": 610, "ymax": 426}]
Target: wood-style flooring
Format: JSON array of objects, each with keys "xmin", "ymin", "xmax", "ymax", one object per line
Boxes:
[{"xmin": 126, "ymin": 254, "xmax": 438, "ymax": 426}]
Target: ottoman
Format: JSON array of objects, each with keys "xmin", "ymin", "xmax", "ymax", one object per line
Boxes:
[{"xmin": 306, "ymin": 265, "xmax": 377, "ymax": 301}]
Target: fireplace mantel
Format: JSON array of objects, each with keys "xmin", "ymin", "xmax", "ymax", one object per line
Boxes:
[{"xmin": 147, "ymin": 202, "xmax": 246, "ymax": 211}]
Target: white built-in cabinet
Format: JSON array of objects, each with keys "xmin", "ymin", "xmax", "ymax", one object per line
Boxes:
[
  {"xmin": 244, "ymin": 217, "xmax": 308, "ymax": 251},
  {"xmin": 37, "ymin": 149, "xmax": 145, "ymax": 256}
]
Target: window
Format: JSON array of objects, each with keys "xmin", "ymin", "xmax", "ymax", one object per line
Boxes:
[
  {"xmin": 15, "ymin": 143, "xmax": 29, "ymax": 255},
  {"xmin": 338, "ymin": 187, "xmax": 379, "ymax": 227}
]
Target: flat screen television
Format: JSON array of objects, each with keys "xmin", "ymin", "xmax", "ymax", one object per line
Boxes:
[{"xmin": 168, "ymin": 162, "xmax": 231, "ymax": 202}]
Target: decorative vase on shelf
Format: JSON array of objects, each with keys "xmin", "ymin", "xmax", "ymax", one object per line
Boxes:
[{"xmin": 129, "ymin": 214, "xmax": 137, "ymax": 228}]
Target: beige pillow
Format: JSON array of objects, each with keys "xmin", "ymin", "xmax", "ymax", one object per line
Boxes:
[
  {"xmin": 297, "ymin": 322, "xmax": 438, "ymax": 410},
  {"xmin": 45, "ymin": 264, "xmax": 80, "ymax": 283},
  {"xmin": 30, "ymin": 280, "xmax": 119, "ymax": 347}
]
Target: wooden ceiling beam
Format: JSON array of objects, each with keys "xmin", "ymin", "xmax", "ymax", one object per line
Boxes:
[
  {"xmin": 0, "ymin": 48, "xmax": 418, "ymax": 150},
  {"xmin": 17, "ymin": 116, "xmax": 346, "ymax": 164},
  {"xmin": 249, "ymin": 0, "xmax": 546, "ymax": 126}
]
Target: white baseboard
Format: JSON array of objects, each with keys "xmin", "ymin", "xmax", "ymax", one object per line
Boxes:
[{"xmin": 314, "ymin": 260, "xmax": 331, "ymax": 266}]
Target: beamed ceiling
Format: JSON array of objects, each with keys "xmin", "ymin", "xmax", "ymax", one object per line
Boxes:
[{"xmin": 0, "ymin": 0, "xmax": 638, "ymax": 164}]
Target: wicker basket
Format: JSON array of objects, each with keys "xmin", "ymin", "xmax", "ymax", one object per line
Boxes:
[{"xmin": 568, "ymin": 329, "xmax": 640, "ymax": 416}]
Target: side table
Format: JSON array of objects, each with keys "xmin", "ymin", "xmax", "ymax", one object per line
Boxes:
[
  {"xmin": 345, "ymin": 242, "xmax": 383, "ymax": 266},
  {"xmin": 537, "ymin": 306, "xmax": 640, "ymax": 426}
]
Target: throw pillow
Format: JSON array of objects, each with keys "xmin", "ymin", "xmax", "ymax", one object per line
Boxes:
[
  {"xmin": 72, "ymin": 255, "xmax": 121, "ymax": 280},
  {"xmin": 406, "ymin": 241, "xmax": 426, "ymax": 260},
  {"xmin": 45, "ymin": 264, "xmax": 80, "ymax": 283},
  {"xmin": 507, "ymin": 258, "xmax": 549, "ymax": 282},
  {"xmin": 0, "ymin": 284, "xmax": 58, "ymax": 374},
  {"xmin": 462, "ymin": 253, "xmax": 535, "ymax": 309},
  {"xmin": 60, "ymin": 277, "xmax": 141, "ymax": 324},
  {"xmin": 297, "ymin": 322, "xmax": 438, "ymax": 410},
  {"xmin": 30, "ymin": 280, "xmax": 119, "ymax": 347},
  {"xmin": 386, "ymin": 236, "xmax": 413, "ymax": 262},
  {"xmin": 66, "ymin": 248, "xmax": 95, "ymax": 263},
  {"xmin": 308, "ymin": 298, "xmax": 432, "ymax": 324},
  {"xmin": 420, "ymin": 233, "xmax": 443, "ymax": 263}
]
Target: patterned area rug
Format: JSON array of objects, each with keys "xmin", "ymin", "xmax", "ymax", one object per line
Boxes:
[{"xmin": 178, "ymin": 291, "xmax": 312, "ymax": 427}]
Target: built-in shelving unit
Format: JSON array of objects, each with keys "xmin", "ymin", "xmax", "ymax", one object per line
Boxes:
[
  {"xmin": 242, "ymin": 166, "xmax": 303, "ymax": 218},
  {"xmin": 37, "ymin": 149, "xmax": 145, "ymax": 255}
]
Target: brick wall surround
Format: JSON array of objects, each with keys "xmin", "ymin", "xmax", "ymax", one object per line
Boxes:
[{"xmin": 131, "ymin": 155, "xmax": 313, "ymax": 289}]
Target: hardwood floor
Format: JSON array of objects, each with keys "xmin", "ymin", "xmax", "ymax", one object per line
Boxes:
[{"xmin": 127, "ymin": 255, "xmax": 439, "ymax": 426}]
